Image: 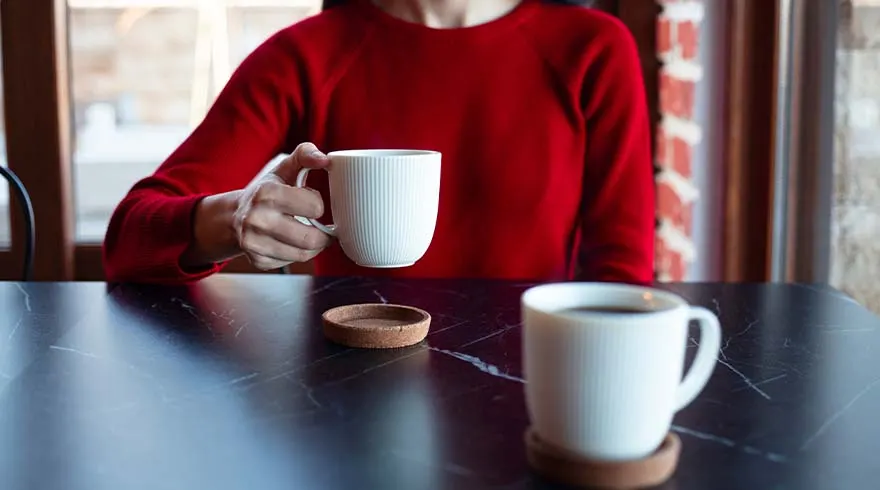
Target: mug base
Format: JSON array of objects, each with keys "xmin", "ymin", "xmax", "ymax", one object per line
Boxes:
[
  {"xmin": 525, "ymin": 427, "xmax": 681, "ymax": 489},
  {"xmin": 355, "ymin": 262, "xmax": 416, "ymax": 269}
]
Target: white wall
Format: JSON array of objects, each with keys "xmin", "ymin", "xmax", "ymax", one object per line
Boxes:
[{"xmin": 686, "ymin": 0, "xmax": 727, "ymax": 281}]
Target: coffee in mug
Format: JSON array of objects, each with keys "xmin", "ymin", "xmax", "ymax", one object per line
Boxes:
[
  {"xmin": 521, "ymin": 282, "xmax": 721, "ymax": 461},
  {"xmin": 296, "ymin": 149, "xmax": 441, "ymax": 268}
]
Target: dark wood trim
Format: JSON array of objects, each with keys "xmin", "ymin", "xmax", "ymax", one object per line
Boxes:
[
  {"xmin": 0, "ymin": 250, "xmax": 23, "ymax": 281},
  {"xmin": 1, "ymin": 0, "xmax": 75, "ymax": 281},
  {"xmin": 777, "ymin": 0, "xmax": 837, "ymax": 283},
  {"xmin": 720, "ymin": 0, "xmax": 780, "ymax": 282}
]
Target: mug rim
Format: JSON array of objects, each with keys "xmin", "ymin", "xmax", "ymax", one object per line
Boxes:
[
  {"xmin": 328, "ymin": 149, "xmax": 440, "ymax": 158},
  {"xmin": 521, "ymin": 282, "xmax": 688, "ymax": 317}
]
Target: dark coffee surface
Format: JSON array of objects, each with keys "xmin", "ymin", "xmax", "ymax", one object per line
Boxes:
[
  {"xmin": 0, "ymin": 277, "xmax": 878, "ymax": 490},
  {"xmin": 559, "ymin": 305, "xmax": 653, "ymax": 314}
]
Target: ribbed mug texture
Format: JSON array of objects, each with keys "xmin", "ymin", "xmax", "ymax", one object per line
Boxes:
[{"xmin": 327, "ymin": 150, "xmax": 441, "ymax": 268}]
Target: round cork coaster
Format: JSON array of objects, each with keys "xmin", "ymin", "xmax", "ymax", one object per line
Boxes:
[
  {"xmin": 322, "ymin": 303, "xmax": 431, "ymax": 349},
  {"xmin": 525, "ymin": 427, "xmax": 681, "ymax": 489}
]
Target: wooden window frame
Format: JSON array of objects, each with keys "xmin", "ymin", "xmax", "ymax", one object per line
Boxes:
[{"xmin": 0, "ymin": 0, "xmax": 788, "ymax": 282}]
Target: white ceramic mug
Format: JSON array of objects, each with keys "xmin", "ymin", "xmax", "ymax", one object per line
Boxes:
[
  {"xmin": 295, "ymin": 149, "xmax": 441, "ymax": 268},
  {"xmin": 521, "ymin": 282, "xmax": 721, "ymax": 461}
]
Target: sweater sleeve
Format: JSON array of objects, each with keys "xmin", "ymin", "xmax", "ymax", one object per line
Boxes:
[
  {"xmin": 577, "ymin": 18, "xmax": 656, "ymax": 285},
  {"xmin": 102, "ymin": 31, "xmax": 303, "ymax": 284}
]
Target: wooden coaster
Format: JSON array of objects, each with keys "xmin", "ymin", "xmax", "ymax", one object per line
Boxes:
[
  {"xmin": 322, "ymin": 303, "xmax": 431, "ymax": 349},
  {"xmin": 525, "ymin": 427, "xmax": 681, "ymax": 489}
]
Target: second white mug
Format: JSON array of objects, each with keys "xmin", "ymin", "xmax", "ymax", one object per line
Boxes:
[
  {"xmin": 295, "ymin": 149, "xmax": 441, "ymax": 268},
  {"xmin": 521, "ymin": 282, "xmax": 721, "ymax": 461}
]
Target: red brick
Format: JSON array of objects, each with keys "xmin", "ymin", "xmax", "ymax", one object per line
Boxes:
[
  {"xmin": 679, "ymin": 79, "xmax": 695, "ymax": 118},
  {"xmin": 654, "ymin": 235, "xmax": 688, "ymax": 281},
  {"xmin": 681, "ymin": 202, "xmax": 693, "ymax": 237},
  {"xmin": 659, "ymin": 74, "xmax": 696, "ymax": 119},
  {"xmin": 656, "ymin": 127, "xmax": 669, "ymax": 166},
  {"xmin": 668, "ymin": 250, "xmax": 686, "ymax": 281},
  {"xmin": 657, "ymin": 181, "xmax": 682, "ymax": 223},
  {"xmin": 670, "ymin": 136, "xmax": 692, "ymax": 176},
  {"xmin": 677, "ymin": 21, "xmax": 700, "ymax": 60},
  {"xmin": 657, "ymin": 18, "xmax": 672, "ymax": 56},
  {"xmin": 657, "ymin": 181, "xmax": 694, "ymax": 236},
  {"xmin": 659, "ymin": 72, "xmax": 674, "ymax": 114},
  {"xmin": 654, "ymin": 236, "xmax": 670, "ymax": 275}
]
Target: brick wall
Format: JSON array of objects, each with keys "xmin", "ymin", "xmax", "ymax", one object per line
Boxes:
[{"xmin": 654, "ymin": 0, "xmax": 704, "ymax": 282}]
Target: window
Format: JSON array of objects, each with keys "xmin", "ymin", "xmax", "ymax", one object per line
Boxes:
[
  {"xmin": 67, "ymin": 0, "xmax": 321, "ymax": 242},
  {"xmin": 831, "ymin": 0, "xmax": 880, "ymax": 312}
]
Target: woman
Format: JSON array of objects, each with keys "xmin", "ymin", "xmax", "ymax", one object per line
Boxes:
[{"xmin": 102, "ymin": 0, "xmax": 655, "ymax": 285}]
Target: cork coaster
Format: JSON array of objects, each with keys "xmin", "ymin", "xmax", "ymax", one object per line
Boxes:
[
  {"xmin": 322, "ymin": 303, "xmax": 431, "ymax": 349},
  {"xmin": 525, "ymin": 427, "xmax": 681, "ymax": 489}
]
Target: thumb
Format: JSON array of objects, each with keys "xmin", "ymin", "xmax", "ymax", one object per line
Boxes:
[{"xmin": 273, "ymin": 142, "xmax": 329, "ymax": 184}]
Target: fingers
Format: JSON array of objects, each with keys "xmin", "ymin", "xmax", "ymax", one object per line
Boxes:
[
  {"xmin": 252, "ymin": 180, "xmax": 324, "ymax": 219},
  {"xmin": 246, "ymin": 247, "xmax": 321, "ymax": 272},
  {"xmin": 245, "ymin": 209, "xmax": 331, "ymax": 252},
  {"xmin": 235, "ymin": 189, "xmax": 332, "ymax": 270},
  {"xmin": 237, "ymin": 143, "xmax": 331, "ymax": 271},
  {"xmin": 273, "ymin": 142, "xmax": 329, "ymax": 183},
  {"xmin": 238, "ymin": 215, "xmax": 327, "ymax": 271}
]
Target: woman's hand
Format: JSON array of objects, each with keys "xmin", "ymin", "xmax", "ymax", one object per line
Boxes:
[{"xmin": 233, "ymin": 143, "xmax": 332, "ymax": 270}]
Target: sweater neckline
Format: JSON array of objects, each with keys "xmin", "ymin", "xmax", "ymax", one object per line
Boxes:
[{"xmin": 352, "ymin": 0, "xmax": 538, "ymax": 38}]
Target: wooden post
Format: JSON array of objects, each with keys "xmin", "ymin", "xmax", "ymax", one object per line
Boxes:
[{"xmin": 1, "ymin": 0, "xmax": 75, "ymax": 281}]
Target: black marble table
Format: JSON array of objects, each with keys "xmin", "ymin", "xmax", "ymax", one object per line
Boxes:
[{"xmin": 0, "ymin": 275, "xmax": 878, "ymax": 490}]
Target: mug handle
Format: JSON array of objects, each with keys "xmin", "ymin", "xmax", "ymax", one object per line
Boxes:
[
  {"xmin": 675, "ymin": 306, "xmax": 722, "ymax": 410},
  {"xmin": 295, "ymin": 168, "xmax": 337, "ymax": 237}
]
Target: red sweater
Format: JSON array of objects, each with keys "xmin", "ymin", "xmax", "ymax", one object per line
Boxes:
[{"xmin": 103, "ymin": 0, "xmax": 655, "ymax": 284}]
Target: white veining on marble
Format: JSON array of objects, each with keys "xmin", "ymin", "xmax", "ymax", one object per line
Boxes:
[
  {"xmin": 389, "ymin": 449, "xmax": 476, "ymax": 477},
  {"xmin": 711, "ymin": 298, "xmax": 721, "ymax": 315},
  {"xmin": 172, "ymin": 298, "xmax": 199, "ymax": 318},
  {"xmin": 373, "ymin": 290, "xmax": 389, "ymax": 304},
  {"xmin": 233, "ymin": 322, "xmax": 250, "ymax": 338},
  {"xmin": 243, "ymin": 350, "xmax": 353, "ymax": 391},
  {"xmin": 822, "ymin": 327, "xmax": 876, "ymax": 334},
  {"xmin": 298, "ymin": 379, "xmax": 323, "ymax": 409},
  {"xmin": 15, "ymin": 283, "xmax": 31, "ymax": 312},
  {"xmin": 457, "ymin": 322, "xmax": 522, "ymax": 349},
  {"xmin": 731, "ymin": 373, "xmax": 788, "ymax": 393},
  {"xmin": 718, "ymin": 359, "xmax": 771, "ymax": 400},
  {"xmin": 49, "ymin": 345, "xmax": 99, "ymax": 359},
  {"xmin": 673, "ymin": 424, "xmax": 735, "ymax": 447},
  {"xmin": 428, "ymin": 320, "xmax": 471, "ymax": 337},
  {"xmin": 691, "ymin": 337, "xmax": 771, "ymax": 400},
  {"xmin": 800, "ymin": 376, "xmax": 880, "ymax": 451},
  {"xmin": 672, "ymin": 425, "xmax": 787, "ymax": 463},
  {"xmin": 795, "ymin": 283, "xmax": 860, "ymax": 305},
  {"xmin": 211, "ymin": 309, "xmax": 237, "ymax": 327},
  {"xmin": 227, "ymin": 373, "xmax": 260, "ymax": 386},
  {"xmin": 328, "ymin": 350, "xmax": 426, "ymax": 386},
  {"xmin": 719, "ymin": 337, "xmax": 732, "ymax": 360},
  {"xmin": 5, "ymin": 317, "xmax": 22, "ymax": 343},
  {"xmin": 737, "ymin": 319, "xmax": 758, "ymax": 337},
  {"xmin": 430, "ymin": 347, "xmax": 524, "ymax": 384},
  {"xmin": 272, "ymin": 277, "xmax": 354, "ymax": 310}
]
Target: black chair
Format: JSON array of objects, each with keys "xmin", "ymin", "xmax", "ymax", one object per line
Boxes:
[{"xmin": 0, "ymin": 166, "xmax": 34, "ymax": 281}]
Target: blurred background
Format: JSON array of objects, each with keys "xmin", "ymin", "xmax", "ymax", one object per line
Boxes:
[{"xmin": 0, "ymin": 0, "xmax": 877, "ymax": 313}]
